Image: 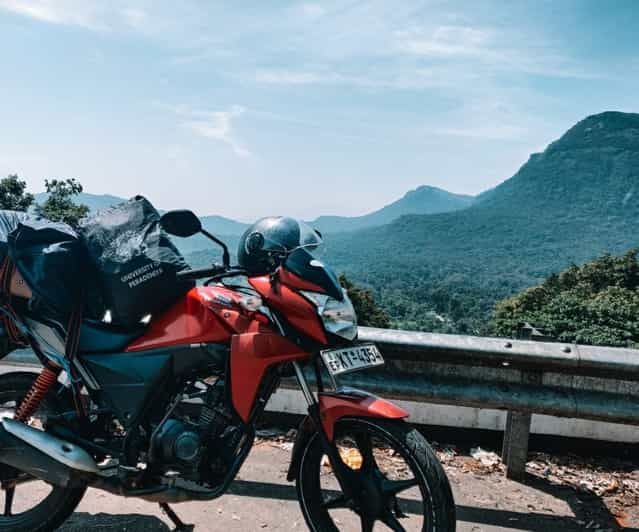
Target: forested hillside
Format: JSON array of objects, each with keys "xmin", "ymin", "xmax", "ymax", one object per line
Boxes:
[
  {"xmin": 490, "ymin": 249, "xmax": 639, "ymax": 347},
  {"xmin": 328, "ymin": 112, "xmax": 639, "ymax": 332}
]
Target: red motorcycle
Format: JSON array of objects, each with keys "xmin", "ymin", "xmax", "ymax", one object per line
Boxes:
[{"xmin": 0, "ymin": 211, "xmax": 455, "ymax": 531}]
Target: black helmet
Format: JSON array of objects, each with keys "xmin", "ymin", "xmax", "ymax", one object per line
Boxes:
[{"xmin": 237, "ymin": 216, "xmax": 323, "ymax": 275}]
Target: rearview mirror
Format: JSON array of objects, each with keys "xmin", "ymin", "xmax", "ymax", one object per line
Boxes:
[{"xmin": 160, "ymin": 210, "xmax": 202, "ymax": 237}]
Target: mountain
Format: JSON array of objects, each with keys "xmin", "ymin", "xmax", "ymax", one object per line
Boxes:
[
  {"xmin": 174, "ymin": 185, "xmax": 473, "ymax": 260},
  {"xmin": 200, "ymin": 215, "xmax": 249, "ymax": 236},
  {"xmin": 34, "ymin": 192, "xmax": 126, "ymax": 212},
  {"xmin": 327, "ymin": 111, "xmax": 639, "ymax": 332},
  {"xmin": 172, "ymin": 216, "xmax": 248, "ymax": 255},
  {"xmin": 310, "ymin": 186, "xmax": 474, "ymax": 233},
  {"xmin": 33, "ymin": 185, "xmax": 471, "ymax": 255}
]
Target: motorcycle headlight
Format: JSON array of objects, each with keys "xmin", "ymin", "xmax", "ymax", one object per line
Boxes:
[{"xmin": 301, "ymin": 290, "xmax": 358, "ymax": 341}]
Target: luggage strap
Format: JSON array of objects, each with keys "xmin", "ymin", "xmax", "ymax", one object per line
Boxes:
[
  {"xmin": 64, "ymin": 283, "xmax": 86, "ymax": 418},
  {"xmin": 0, "ymin": 257, "xmax": 27, "ymax": 346}
]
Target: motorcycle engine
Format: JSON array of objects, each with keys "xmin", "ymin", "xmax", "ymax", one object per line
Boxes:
[
  {"xmin": 197, "ymin": 379, "xmax": 244, "ymax": 482},
  {"xmin": 153, "ymin": 419, "xmax": 201, "ymax": 466},
  {"xmin": 150, "ymin": 378, "xmax": 242, "ymax": 483}
]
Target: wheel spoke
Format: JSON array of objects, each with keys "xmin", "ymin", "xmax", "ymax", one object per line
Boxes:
[
  {"xmin": 382, "ymin": 477, "xmax": 419, "ymax": 496},
  {"xmin": 3, "ymin": 486, "xmax": 14, "ymax": 516},
  {"xmin": 381, "ymin": 511, "xmax": 407, "ymax": 532},
  {"xmin": 322, "ymin": 493, "xmax": 349, "ymax": 510},
  {"xmin": 360, "ymin": 514, "xmax": 375, "ymax": 532},
  {"xmin": 354, "ymin": 433, "xmax": 376, "ymax": 472}
]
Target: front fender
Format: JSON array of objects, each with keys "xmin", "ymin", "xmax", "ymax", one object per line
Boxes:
[
  {"xmin": 286, "ymin": 387, "xmax": 408, "ymax": 481},
  {"xmin": 317, "ymin": 387, "xmax": 408, "ymax": 440}
]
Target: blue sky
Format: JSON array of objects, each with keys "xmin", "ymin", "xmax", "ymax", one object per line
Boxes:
[{"xmin": 0, "ymin": 1, "xmax": 638, "ymax": 220}]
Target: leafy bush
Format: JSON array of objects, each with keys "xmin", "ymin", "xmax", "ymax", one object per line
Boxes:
[
  {"xmin": 35, "ymin": 178, "xmax": 89, "ymax": 228},
  {"xmin": 0, "ymin": 175, "xmax": 34, "ymax": 211},
  {"xmin": 489, "ymin": 249, "xmax": 639, "ymax": 347},
  {"xmin": 339, "ymin": 274, "xmax": 390, "ymax": 328}
]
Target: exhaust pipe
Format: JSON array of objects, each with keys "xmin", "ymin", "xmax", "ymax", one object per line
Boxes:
[{"xmin": 0, "ymin": 418, "xmax": 98, "ymax": 487}]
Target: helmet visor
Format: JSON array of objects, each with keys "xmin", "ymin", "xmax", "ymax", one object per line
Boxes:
[{"xmin": 296, "ymin": 220, "xmax": 325, "ymax": 255}]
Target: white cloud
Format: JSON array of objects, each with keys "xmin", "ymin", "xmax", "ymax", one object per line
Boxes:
[
  {"xmin": 253, "ymin": 67, "xmax": 454, "ymax": 90},
  {"xmin": 0, "ymin": 0, "xmax": 105, "ymax": 29},
  {"xmin": 396, "ymin": 25, "xmax": 492, "ymax": 58},
  {"xmin": 176, "ymin": 105, "xmax": 251, "ymax": 158},
  {"xmin": 433, "ymin": 125, "xmax": 527, "ymax": 141},
  {"xmin": 255, "ymin": 69, "xmax": 337, "ymax": 85},
  {"xmin": 253, "ymin": 69, "xmax": 388, "ymax": 87},
  {"xmin": 0, "ymin": 2, "xmax": 598, "ymax": 84},
  {"xmin": 1, "ymin": 0, "xmax": 605, "ymax": 154},
  {"xmin": 0, "ymin": 0, "xmax": 150, "ymax": 31},
  {"xmin": 393, "ymin": 23, "xmax": 601, "ymax": 81},
  {"xmin": 300, "ymin": 3, "xmax": 326, "ymax": 19}
]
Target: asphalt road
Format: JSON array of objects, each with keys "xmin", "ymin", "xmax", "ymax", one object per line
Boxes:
[{"xmin": 24, "ymin": 440, "xmax": 615, "ymax": 532}]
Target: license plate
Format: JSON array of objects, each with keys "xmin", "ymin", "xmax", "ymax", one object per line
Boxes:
[{"xmin": 320, "ymin": 344, "xmax": 385, "ymax": 376}]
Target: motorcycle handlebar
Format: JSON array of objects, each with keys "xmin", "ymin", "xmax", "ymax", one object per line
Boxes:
[{"xmin": 176, "ymin": 265, "xmax": 227, "ymax": 280}]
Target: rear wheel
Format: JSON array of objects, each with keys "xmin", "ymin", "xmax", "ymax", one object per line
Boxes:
[
  {"xmin": 296, "ymin": 418, "xmax": 455, "ymax": 531},
  {"xmin": 0, "ymin": 372, "xmax": 86, "ymax": 532}
]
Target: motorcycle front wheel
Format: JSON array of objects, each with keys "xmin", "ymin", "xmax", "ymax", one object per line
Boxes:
[{"xmin": 296, "ymin": 417, "xmax": 456, "ymax": 531}]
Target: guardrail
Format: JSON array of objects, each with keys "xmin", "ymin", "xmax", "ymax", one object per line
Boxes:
[
  {"xmin": 6, "ymin": 328, "xmax": 639, "ymax": 480},
  {"xmin": 349, "ymin": 327, "xmax": 639, "ymax": 479}
]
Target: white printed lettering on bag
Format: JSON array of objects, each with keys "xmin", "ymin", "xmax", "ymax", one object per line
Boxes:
[{"xmin": 121, "ymin": 263, "xmax": 164, "ymax": 288}]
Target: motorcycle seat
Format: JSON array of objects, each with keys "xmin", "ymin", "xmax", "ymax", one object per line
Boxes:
[{"xmin": 79, "ymin": 320, "xmax": 145, "ymax": 354}]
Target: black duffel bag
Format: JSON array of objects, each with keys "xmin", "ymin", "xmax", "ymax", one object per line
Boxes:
[
  {"xmin": 79, "ymin": 196, "xmax": 193, "ymax": 327},
  {"xmin": 8, "ymin": 212, "xmax": 86, "ymax": 320},
  {"xmin": 0, "ymin": 210, "xmax": 86, "ymax": 358}
]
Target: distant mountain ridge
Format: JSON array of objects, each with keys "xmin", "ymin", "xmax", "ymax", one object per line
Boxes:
[
  {"xmin": 34, "ymin": 185, "xmax": 474, "ymax": 241},
  {"xmin": 199, "ymin": 215, "xmax": 249, "ymax": 236},
  {"xmin": 327, "ymin": 111, "xmax": 639, "ymax": 331},
  {"xmin": 310, "ymin": 186, "xmax": 474, "ymax": 233},
  {"xmin": 173, "ymin": 216, "xmax": 249, "ymax": 254},
  {"xmin": 34, "ymin": 192, "xmax": 126, "ymax": 212}
]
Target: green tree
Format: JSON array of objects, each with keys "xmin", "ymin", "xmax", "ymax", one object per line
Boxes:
[
  {"xmin": 339, "ymin": 274, "xmax": 390, "ymax": 328},
  {"xmin": 36, "ymin": 178, "xmax": 89, "ymax": 227},
  {"xmin": 489, "ymin": 249, "xmax": 639, "ymax": 347},
  {"xmin": 0, "ymin": 174, "xmax": 34, "ymax": 211}
]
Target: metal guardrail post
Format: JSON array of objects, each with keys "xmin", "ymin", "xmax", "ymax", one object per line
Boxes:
[{"xmin": 502, "ymin": 370, "xmax": 542, "ymax": 480}]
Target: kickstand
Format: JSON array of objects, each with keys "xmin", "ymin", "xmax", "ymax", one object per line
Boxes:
[{"xmin": 159, "ymin": 502, "xmax": 195, "ymax": 531}]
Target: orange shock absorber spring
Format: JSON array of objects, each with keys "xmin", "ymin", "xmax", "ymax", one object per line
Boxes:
[{"xmin": 14, "ymin": 365, "xmax": 61, "ymax": 423}]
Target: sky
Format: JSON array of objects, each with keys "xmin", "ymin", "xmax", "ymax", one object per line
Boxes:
[{"xmin": 0, "ymin": 1, "xmax": 638, "ymax": 221}]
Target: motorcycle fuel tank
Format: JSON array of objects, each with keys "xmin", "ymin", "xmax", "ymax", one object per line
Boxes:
[{"xmin": 125, "ymin": 286, "xmax": 272, "ymax": 352}]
